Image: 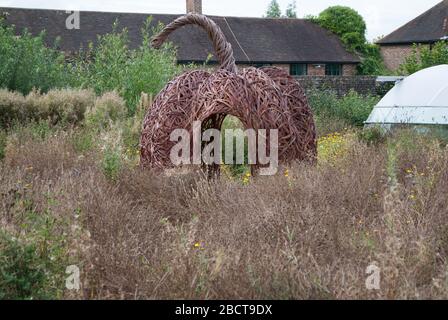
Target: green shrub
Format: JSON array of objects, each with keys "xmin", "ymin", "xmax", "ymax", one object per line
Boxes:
[
  {"xmin": 307, "ymin": 89, "xmax": 339, "ymax": 117},
  {"xmin": 0, "ymin": 232, "xmax": 48, "ymax": 299},
  {"xmin": 0, "ymin": 195, "xmax": 71, "ymax": 299},
  {"xmin": 314, "ymin": 6, "xmax": 386, "ymax": 75},
  {"xmin": 220, "ymin": 116, "xmax": 250, "ymax": 178},
  {"xmin": 338, "ymin": 90, "xmax": 379, "ymax": 126},
  {"xmin": 0, "ymin": 21, "xmax": 67, "ymax": 94},
  {"xmin": 399, "ymin": 41, "xmax": 448, "ymax": 75},
  {"xmin": 102, "ymin": 147, "xmax": 122, "ymax": 180},
  {"xmin": 357, "ymin": 126, "xmax": 387, "ymax": 146},
  {"xmin": 308, "ymin": 89, "xmax": 379, "ymax": 127},
  {"xmin": 70, "ymin": 18, "xmax": 180, "ymax": 114},
  {"xmin": 85, "ymin": 91, "xmax": 127, "ymax": 128},
  {"xmin": 72, "ymin": 128, "xmax": 96, "ymax": 153}
]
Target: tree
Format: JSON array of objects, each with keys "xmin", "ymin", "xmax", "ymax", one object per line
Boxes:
[
  {"xmin": 315, "ymin": 6, "xmax": 385, "ymax": 75},
  {"xmin": 317, "ymin": 6, "xmax": 367, "ymax": 52},
  {"xmin": 285, "ymin": 1, "xmax": 297, "ymax": 19},
  {"xmin": 359, "ymin": 43, "xmax": 386, "ymax": 75},
  {"xmin": 265, "ymin": 0, "xmax": 282, "ymax": 18}
]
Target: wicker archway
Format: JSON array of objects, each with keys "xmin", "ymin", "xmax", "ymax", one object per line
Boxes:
[{"xmin": 140, "ymin": 14, "xmax": 317, "ymax": 172}]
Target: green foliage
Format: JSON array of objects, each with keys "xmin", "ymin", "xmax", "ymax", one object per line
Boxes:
[
  {"xmin": 317, "ymin": 6, "xmax": 367, "ymax": 51},
  {"xmin": 8, "ymin": 120, "xmax": 55, "ymax": 144},
  {"xmin": 102, "ymin": 146, "xmax": 122, "ymax": 181},
  {"xmin": 72, "ymin": 128, "xmax": 96, "ymax": 153},
  {"xmin": 221, "ymin": 116, "xmax": 249, "ymax": 177},
  {"xmin": 338, "ymin": 91, "xmax": 380, "ymax": 126},
  {"xmin": 70, "ymin": 18, "xmax": 180, "ymax": 114},
  {"xmin": 358, "ymin": 43, "xmax": 387, "ymax": 75},
  {"xmin": 265, "ymin": 0, "xmax": 298, "ymax": 19},
  {"xmin": 308, "ymin": 89, "xmax": 379, "ymax": 127},
  {"xmin": 265, "ymin": 0, "xmax": 282, "ymax": 18},
  {"xmin": 285, "ymin": 1, "xmax": 298, "ymax": 19},
  {"xmin": 316, "ymin": 6, "xmax": 385, "ymax": 75},
  {"xmin": 357, "ymin": 126, "xmax": 387, "ymax": 146},
  {"xmin": 399, "ymin": 41, "xmax": 448, "ymax": 75},
  {"xmin": 0, "ymin": 233, "xmax": 47, "ymax": 299},
  {"xmin": 122, "ymin": 100, "xmax": 147, "ymax": 156},
  {"xmin": 0, "ymin": 21, "xmax": 67, "ymax": 95},
  {"xmin": 0, "ymin": 205, "xmax": 69, "ymax": 299},
  {"xmin": 1, "ymin": 16, "xmax": 179, "ymax": 114},
  {"xmin": 314, "ymin": 114, "xmax": 350, "ymax": 137}
]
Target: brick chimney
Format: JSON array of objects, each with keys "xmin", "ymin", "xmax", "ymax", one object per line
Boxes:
[{"xmin": 186, "ymin": 0, "xmax": 202, "ymax": 14}]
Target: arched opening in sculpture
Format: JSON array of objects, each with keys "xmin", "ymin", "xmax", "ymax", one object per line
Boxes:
[
  {"xmin": 220, "ymin": 115, "xmax": 250, "ymax": 176},
  {"xmin": 140, "ymin": 14, "xmax": 317, "ymax": 175},
  {"xmin": 199, "ymin": 112, "xmax": 253, "ymax": 178}
]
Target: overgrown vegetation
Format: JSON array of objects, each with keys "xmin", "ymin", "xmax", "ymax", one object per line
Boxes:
[
  {"xmin": 0, "ymin": 17, "xmax": 180, "ymax": 115},
  {"xmin": 2, "ymin": 8, "xmax": 448, "ymax": 301},
  {"xmin": 0, "ymin": 19, "xmax": 68, "ymax": 95},
  {"xmin": 309, "ymin": 6, "xmax": 387, "ymax": 75},
  {"xmin": 308, "ymin": 89, "xmax": 380, "ymax": 133},
  {"xmin": 399, "ymin": 41, "xmax": 448, "ymax": 75},
  {"xmin": 2, "ymin": 108, "xmax": 448, "ymax": 298},
  {"xmin": 70, "ymin": 19, "xmax": 180, "ymax": 114},
  {"xmin": 0, "ymin": 88, "xmax": 95, "ymax": 129}
]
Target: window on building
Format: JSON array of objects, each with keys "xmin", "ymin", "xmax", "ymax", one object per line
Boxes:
[
  {"xmin": 325, "ymin": 63, "xmax": 343, "ymax": 76},
  {"xmin": 290, "ymin": 64, "xmax": 308, "ymax": 76}
]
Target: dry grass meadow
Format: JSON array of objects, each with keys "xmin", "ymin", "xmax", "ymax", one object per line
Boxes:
[
  {"xmin": 2, "ymin": 103, "xmax": 448, "ymax": 299},
  {"xmin": 3, "ymin": 11, "xmax": 448, "ymax": 301}
]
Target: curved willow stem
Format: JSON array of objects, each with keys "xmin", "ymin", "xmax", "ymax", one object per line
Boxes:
[{"xmin": 151, "ymin": 14, "xmax": 238, "ymax": 74}]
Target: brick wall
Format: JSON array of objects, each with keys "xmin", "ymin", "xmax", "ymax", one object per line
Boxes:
[
  {"xmin": 380, "ymin": 44, "xmax": 415, "ymax": 71},
  {"xmin": 342, "ymin": 64, "xmax": 357, "ymax": 76},
  {"xmin": 295, "ymin": 76, "xmax": 377, "ymax": 96},
  {"xmin": 188, "ymin": 62, "xmax": 358, "ymax": 77},
  {"xmin": 307, "ymin": 64, "xmax": 325, "ymax": 76}
]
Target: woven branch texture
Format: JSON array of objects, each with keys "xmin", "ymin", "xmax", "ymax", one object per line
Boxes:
[{"xmin": 140, "ymin": 14, "xmax": 317, "ymax": 171}]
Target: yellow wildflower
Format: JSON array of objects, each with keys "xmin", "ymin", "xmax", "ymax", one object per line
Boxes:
[{"xmin": 193, "ymin": 242, "xmax": 205, "ymax": 250}]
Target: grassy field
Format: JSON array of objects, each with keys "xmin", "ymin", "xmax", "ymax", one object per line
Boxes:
[{"xmin": 1, "ymin": 106, "xmax": 448, "ymax": 299}]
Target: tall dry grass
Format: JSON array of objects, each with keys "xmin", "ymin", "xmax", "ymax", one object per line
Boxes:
[{"xmin": 1, "ymin": 126, "xmax": 448, "ymax": 299}]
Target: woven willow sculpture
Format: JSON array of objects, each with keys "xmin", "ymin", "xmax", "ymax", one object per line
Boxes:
[{"xmin": 140, "ymin": 14, "xmax": 317, "ymax": 172}]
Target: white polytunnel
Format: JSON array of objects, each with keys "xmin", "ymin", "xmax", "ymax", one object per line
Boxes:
[{"xmin": 365, "ymin": 65, "xmax": 448, "ymax": 125}]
